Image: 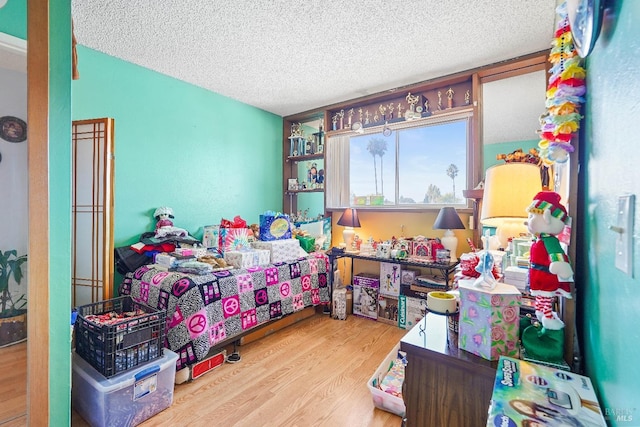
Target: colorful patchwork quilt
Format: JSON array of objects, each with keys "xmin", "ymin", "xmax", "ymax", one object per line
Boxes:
[{"xmin": 119, "ymin": 253, "xmax": 330, "ymax": 371}]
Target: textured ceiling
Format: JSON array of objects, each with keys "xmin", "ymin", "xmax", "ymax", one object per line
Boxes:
[{"xmin": 71, "ymin": 1, "xmax": 559, "ymax": 117}]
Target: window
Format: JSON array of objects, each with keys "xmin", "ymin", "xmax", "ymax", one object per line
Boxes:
[{"xmin": 326, "ymin": 111, "xmax": 471, "ymax": 209}]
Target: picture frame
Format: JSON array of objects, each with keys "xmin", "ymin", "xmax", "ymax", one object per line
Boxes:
[
  {"xmin": 288, "ymin": 178, "xmax": 298, "ymax": 191},
  {"xmin": 0, "ymin": 116, "xmax": 27, "ymax": 143}
]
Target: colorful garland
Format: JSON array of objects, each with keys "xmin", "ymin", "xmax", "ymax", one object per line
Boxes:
[{"xmin": 538, "ymin": 1, "xmax": 586, "ymax": 165}]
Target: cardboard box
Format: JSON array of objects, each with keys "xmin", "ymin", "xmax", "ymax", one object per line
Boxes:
[
  {"xmin": 368, "ymin": 342, "xmax": 406, "ymax": 417},
  {"xmin": 251, "ymin": 239, "xmax": 307, "ymax": 263},
  {"xmin": 377, "ymin": 295, "xmax": 399, "ymax": 326},
  {"xmin": 487, "ymin": 357, "xmax": 607, "ymax": 426},
  {"xmin": 458, "ymin": 279, "xmax": 521, "ymax": 361},
  {"xmin": 398, "ymin": 295, "xmax": 426, "ymax": 330},
  {"xmin": 353, "ymin": 273, "xmax": 380, "ymax": 319},
  {"xmin": 72, "ymin": 349, "xmax": 178, "ymax": 427},
  {"xmin": 379, "ymin": 262, "xmax": 402, "ymax": 297},
  {"xmin": 224, "ymin": 249, "xmax": 270, "ymax": 268},
  {"xmin": 400, "ymin": 268, "xmax": 420, "ymax": 285}
]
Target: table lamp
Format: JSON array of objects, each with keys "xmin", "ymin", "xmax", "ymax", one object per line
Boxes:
[
  {"xmin": 433, "ymin": 207, "xmax": 465, "ymax": 262},
  {"xmin": 337, "ymin": 208, "xmax": 361, "ymax": 252},
  {"xmin": 480, "ymin": 163, "xmax": 542, "ymax": 250}
]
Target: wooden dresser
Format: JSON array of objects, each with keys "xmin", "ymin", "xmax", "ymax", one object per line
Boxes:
[{"xmin": 400, "ymin": 313, "xmax": 498, "ymax": 427}]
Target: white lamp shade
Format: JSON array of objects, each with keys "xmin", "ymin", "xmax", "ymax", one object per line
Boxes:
[{"xmin": 480, "ymin": 163, "xmax": 542, "ymax": 248}]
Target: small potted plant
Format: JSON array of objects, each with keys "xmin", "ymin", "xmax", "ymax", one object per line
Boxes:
[{"xmin": 0, "ymin": 249, "xmax": 28, "ymax": 347}]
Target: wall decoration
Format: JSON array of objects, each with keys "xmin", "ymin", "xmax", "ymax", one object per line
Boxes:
[{"xmin": 0, "ymin": 116, "xmax": 27, "ymax": 143}]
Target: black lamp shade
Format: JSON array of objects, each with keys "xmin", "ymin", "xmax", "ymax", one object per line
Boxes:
[
  {"xmin": 337, "ymin": 208, "xmax": 361, "ymax": 228},
  {"xmin": 433, "ymin": 207, "xmax": 465, "ymax": 230}
]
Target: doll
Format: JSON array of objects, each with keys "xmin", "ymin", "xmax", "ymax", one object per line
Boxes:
[
  {"xmin": 521, "ymin": 191, "xmax": 573, "ymax": 362},
  {"xmin": 153, "ymin": 206, "xmax": 188, "ymax": 238}
]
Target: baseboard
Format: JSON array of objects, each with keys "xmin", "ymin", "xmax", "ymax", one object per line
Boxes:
[{"xmin": 239, "ymin": 306, "xmax": 316, "ymax": 345}]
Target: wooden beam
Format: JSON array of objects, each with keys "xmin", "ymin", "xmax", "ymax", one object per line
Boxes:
[{"xmin": 27, "ymin": 0, "xmax": 50, "ymax": 424}]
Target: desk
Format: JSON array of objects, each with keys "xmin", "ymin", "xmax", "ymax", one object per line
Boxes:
[
  {"xmin": 400, "ymin": 313, "xmax": 497, "ymax": 427},
  {"xmin": 327, "ymin": 251, "xmax": 459, "ymax": 290}
]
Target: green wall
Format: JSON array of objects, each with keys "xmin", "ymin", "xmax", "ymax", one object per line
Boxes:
[
  {"xmin": 579, "ymin": 0, "xmax": 640, "ymax": 424},
  {"xmin": 72, "ymin": 47, "xmax": 284, "ymax": 247}
]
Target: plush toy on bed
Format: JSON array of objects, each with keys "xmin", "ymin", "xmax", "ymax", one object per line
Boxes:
[
  {"xmin": 153, "ymin": 206, "xmax": 188, "ymax": 238},
  {"xmin": 521, "ymin": 191, "xmax": 573, "ymax": 363}
]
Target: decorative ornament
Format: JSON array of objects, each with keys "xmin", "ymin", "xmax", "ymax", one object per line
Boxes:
[
  {"xmin": 537, "ymin": 2, "xmax": 586, "ymax": 167},
  {"xmin": 0, "ymin": 116, "xmax": 27, "ymax": 143}
]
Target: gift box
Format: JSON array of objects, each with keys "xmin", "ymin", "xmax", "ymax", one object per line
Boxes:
[
  {"xmin": 219, "ymin": 227, "xmax": 253, "ymax": 253},
  {"xmin": 259, "ymin": 212, "xmax": 292, "ymax": 241},
  {"xmin": 296, "ymin": 235, "xmax": 316, "ymax": 253},
  {"xmin": 353, "ymin": 273, "xmax": 380, "ymax": 320},
  {"xmin": 224, "ymin": 249, "xmax": 270, "ymax": 269},
  {"xmin": 458, "ymin": 279, "xmax": 521, "ymax": 361},
  {"xmin": 155, "ymin": 253, "xmax": 177, "ymax": 268},
  {"xmin": 251, "ymin": 238, "xmax": 307, "ymax": 263},
  {"xmin": 379, "ymin": 262, "xmax": 401, "ymax": 297}
]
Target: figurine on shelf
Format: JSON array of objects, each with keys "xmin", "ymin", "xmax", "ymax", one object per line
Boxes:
[
  {"xmin": 521, "ymin": 191, "xmax": 573, "ymax": 363},
  {"xmin": 437, "ymin": 91, "xmax": 443, "ymax": 110},
  {"xmin": 446, "ymin": 87, "xmax": 454, "ymax": 109},
  {"xmin": 153, "ymin": 206, "xmax": 188, "ymax": 238}
]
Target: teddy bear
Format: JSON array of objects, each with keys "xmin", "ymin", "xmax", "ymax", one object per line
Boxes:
[{"xmin": 521, "ymin": 191, "xmax": 573, "ymax": 362}]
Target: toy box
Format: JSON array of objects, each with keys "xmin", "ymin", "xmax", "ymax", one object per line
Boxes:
[
  {"xmin": 487, "ymin": 356, "xmax": 607, "ymax": 426},
  {"xmin": 353, "ymin": 273, "xmax": 380, "ymax": 319},
  {"xmin": 379, "ymin": 262, "xmax": 401, "ymax": 297},
  {"xmin": 377, "ymin": 295, "xmax": 399, "ymax": 326},
  {"xmin": 368, "ymin": 342, "xmax": 406, "ymax": 417},
  {"xmin": 458, "ymin": 279, "xmax": 521, "ymax": 361},
  {"xmin": 72, "ymin": 349, "xmax": 178, "ymax": 427}
]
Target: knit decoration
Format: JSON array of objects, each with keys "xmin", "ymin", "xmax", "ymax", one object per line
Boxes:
[{"xmin": 537, "ymin": 1, "xmax": 586, "ymax": 166}]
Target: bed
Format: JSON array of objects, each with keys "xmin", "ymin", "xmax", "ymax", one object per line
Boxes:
[{"xmin": 118, "ymin": 252, "xmax": 330, "ymax": 374}]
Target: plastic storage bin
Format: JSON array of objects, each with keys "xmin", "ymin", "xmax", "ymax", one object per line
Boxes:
[
  {"xmin": 72, "ymin": 348, "xmax": 178, "ymax": 427},
  {"xmin": 74, "ymin": 296, "xmax": 166, "ymax": 377},
  {"xmin": 368, "ymin": 343, "xmax": 406, "ymax": 417}
]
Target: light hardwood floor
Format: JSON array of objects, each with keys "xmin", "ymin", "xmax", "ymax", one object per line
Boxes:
[
  {"xmin": 71, "ymin": 314, "xmax": 408, "ymax": 427},
  {"xmin": 0, "ymin": 341, "xmax": 27, "ymax": 426}
]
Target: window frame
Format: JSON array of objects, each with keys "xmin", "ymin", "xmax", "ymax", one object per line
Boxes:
[{"xmin": 326, "ymin": 108, "xmax": 475, "ymax": 211}]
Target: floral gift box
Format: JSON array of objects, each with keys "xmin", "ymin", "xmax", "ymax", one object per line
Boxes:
[{"xmin": 458, "ymin": 279, "xmax": 521, "ymax": 361}]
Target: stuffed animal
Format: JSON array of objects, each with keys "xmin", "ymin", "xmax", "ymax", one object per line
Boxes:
[{"xmin": 521, "ymin": 191, "xmax": 573, "ymax": 362}]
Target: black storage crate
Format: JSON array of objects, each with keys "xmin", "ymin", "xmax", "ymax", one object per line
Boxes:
[{"xmin": 74, "ymin": 296, "xmax": 166, "ymax": 378}]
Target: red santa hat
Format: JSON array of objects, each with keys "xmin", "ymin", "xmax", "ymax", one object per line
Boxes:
[{"xmin": 527, "ymin": 191, "xmax": 568, "ymax": 223}]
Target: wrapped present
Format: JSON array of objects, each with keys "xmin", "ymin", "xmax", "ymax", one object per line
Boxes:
[
  {"xmin": 458, "ymin": 279, "xmax": 521, "ymax": 361},
  {"xmin": 296, "ymin": 235, "xmax": 316, "ymax": 253},
  {"xmin": 259, "ymin": 211, "xmax": 292, "ymax": 241},
  {"xmin": 224, "ymin": 249, "xmax": 270, "ymax": 269},
  {"xmin": 251, "ymin": 238, "xmax": 306, "ymax": 263},
  {"xmin": 379, "ymin": 262, "xmax": 401, "ymax": 297}
]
